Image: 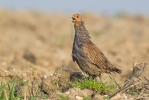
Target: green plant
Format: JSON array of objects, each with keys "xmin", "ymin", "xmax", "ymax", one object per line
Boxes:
[
  {"xmin": 58, "ymin": 94, "xmax": 69, "ymax": 100},
  {"xmin": 21, "ymin": 80, "xmax": 29, "ymax": 86},
  {"xmin": 0, "ymin": 78, "xmax": 22, "ymax": 100},
  {"xmin": 83, "ymin": 96, "xmax": 92, "ymax": 100},
  {"xmin": 0, "ymin": 83, "xmax": 7, "ymax": 100},
  {"xmin": 0, "ymin": 78, "xmax": 48, "ymax": 100},
  {"xmin": 71, "ymin": 78, "xmax": 116, "ymax": 94},
  {"xmin": 40, "ymin": 94, "xmax": 49, "ymax": 99},
  {"xmin": 131, "ymin": 87, "xmax": 135, "ymax": 96}
]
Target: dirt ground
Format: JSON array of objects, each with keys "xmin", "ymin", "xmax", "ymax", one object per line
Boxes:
[{"xmin": 0, "ymin": 10, "xmax": 149, "ymax": 99}]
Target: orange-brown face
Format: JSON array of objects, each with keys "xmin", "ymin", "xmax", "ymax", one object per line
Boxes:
[{"xmin": 72, "ymin": 14, "xmax": 82, "ymax": 24}]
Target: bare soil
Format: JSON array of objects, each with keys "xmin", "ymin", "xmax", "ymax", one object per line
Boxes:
[{"xmin": 0, "ymin": 10, "xmax": 149, "ymax": 99}]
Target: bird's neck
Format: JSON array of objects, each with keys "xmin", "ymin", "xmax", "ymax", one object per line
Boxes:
[
  {"xmin": 74, "ymin": 21, "xmax": 85, "ymax": 30},
  {"xmin": 74, "ymin": 21, "xmax": 91, "ymax": 42}
]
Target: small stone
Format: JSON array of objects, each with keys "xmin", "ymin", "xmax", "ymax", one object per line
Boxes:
[
  {"xmin": 93, "ymin": 94, "xmax": 104, "ymax": 100},
  {"xmin": 76, "ymin": 96, "xmax": 83, "ymax": 100}
]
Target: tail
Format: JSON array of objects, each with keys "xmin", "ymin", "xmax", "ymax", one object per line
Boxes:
[{"xmin": 112, "ymin": 67, "xmax": 122, "ymax": 74}]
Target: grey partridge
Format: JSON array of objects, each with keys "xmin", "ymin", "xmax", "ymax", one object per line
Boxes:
[{"xmin": 71, "ymin": 14, "xmax": 122, "ymax": 80}]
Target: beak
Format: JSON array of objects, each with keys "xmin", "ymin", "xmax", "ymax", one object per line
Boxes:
[{"xmin": 72, "ymin": 17, "xmax": 75, "ymax": 20}]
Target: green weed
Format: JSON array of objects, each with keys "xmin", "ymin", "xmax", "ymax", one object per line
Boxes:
[
  {"xmin": 83, "ymin": 96, "xmax": 92, "ymax": 100},
  {"xmin": 0, "ymin": 78, "xmax": 22, "ymax": 100},
  {"xmin": 58, "ymin": 94, "xmax": 69, "ymax": 100},
  {"xmin": 71, "ymin": 78, "xmax": 116, "ymax": 94},
  {"xmin": 0, "ymin": 78, "xmax": 48, "ymax": 100}
]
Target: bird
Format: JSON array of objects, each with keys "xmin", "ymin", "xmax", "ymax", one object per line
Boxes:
[{"xmin": 71, "ymin": 14, "xmax": 122, "ymax": 81}]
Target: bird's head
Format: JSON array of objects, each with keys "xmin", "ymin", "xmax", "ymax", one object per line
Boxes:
[{"xmin": 72, "ymin": 14, "xmax": 82, "ymax": 27}]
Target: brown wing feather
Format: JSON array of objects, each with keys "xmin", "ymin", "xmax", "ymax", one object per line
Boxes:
[{"xmin": 82, "ymin": 42, "xmax": 115, "ymax": 73}]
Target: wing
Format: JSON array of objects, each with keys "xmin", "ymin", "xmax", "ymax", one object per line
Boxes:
[
  {"xmin": 72, "ymin": 36, "xmax": 78, "ymax": 62},
  {"xmin": 82, "ymin": 42, "xmax": 114, "ymax": 70},
  {"xmin": 72, "ymin": 48, "xmax": 77, "ymax": 62}
]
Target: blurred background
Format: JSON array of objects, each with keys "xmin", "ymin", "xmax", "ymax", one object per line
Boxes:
[
  {"xmin": 0, "ymin": 0, "xmax": 149, "ymax": 14},
  {"xmin": 0, "ymin": 0, "xmax": 149, "ymax": 82}
]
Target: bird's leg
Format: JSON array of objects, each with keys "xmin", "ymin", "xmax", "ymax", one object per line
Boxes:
[{"xmin": 98, "ymin": 75, "xmax": 103, "ymax": 83}]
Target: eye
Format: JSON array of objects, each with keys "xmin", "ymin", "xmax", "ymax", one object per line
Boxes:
[{"xmin": 77, "ymin": 16, "xmax": 79, "ymax": 18}]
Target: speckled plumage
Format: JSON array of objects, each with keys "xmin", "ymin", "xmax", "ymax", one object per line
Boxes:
[{"xmin": 72, "ymin": 14, "xmax": 121, "ymax": 78}]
